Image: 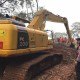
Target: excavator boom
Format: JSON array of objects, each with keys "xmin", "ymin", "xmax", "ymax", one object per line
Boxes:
[{"xmin": 28, "ymin": 9, "xmax": 72, "ymax": 42}]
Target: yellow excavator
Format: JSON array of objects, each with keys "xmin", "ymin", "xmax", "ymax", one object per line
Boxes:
[
  {"xmin": 0, "ymin": 9, "xmax": 72, "ymax": 57},
  {"xmin": 0, "ymin": 9, "xmax": 72, "ymax": 80}
]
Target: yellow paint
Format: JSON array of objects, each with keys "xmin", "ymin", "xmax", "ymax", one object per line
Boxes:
[
  {"xmin": 0, "ymin": 22, "xmax": 17, "ymax": 50},
  {"xmin": 0, "ymin": 20, "xmax": 11, "ymax": 24},
  {"xmin": 0, "ymin": 47, "xmax": 52, "ymax": 57},
  {"xmin": 0, "ymin": 20, "xmax": 52, "ymax": 57},
  {"xmin": 0, "ymin": 30, "xmax": 5, "ymax": 36}
]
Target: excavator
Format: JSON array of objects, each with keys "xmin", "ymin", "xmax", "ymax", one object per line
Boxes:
[{"xmin": 0, "ymin": 9, "xmax": 72, "ymax": 80}]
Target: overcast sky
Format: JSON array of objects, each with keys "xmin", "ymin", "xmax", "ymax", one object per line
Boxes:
[{"xmin": 38, "ymin": 0, "xmax": 80, "ymax": 33}]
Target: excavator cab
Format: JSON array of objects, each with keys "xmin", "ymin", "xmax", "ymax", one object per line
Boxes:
[{"xmin": 45, "ymin": 30, "xmax": 54, "ymax": 46}]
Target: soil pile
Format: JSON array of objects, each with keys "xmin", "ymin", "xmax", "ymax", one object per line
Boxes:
[{"xmin": 32, "ymin": 43, "xmax": 76, "ymax": 80}]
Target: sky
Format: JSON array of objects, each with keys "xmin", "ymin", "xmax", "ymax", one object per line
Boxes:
[{"xmin": 38, "ymin": 0, "xmax": 80, "ymax": 33}]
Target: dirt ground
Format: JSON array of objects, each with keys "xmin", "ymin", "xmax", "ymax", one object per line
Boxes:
[{"xmin": 32, "ymin": 43, "xmax": 77, "ymax": 80}]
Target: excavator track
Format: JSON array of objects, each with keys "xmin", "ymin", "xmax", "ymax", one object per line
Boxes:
[{"xmin": 0, "ymin": 49, "xmax": 63, "ymax": 80}]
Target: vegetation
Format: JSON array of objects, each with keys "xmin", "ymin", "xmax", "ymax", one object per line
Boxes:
[
  {"xmin": 0, "ymin": 0, "xmax": 39, "ymax": 20},
  {"xmin": 71, "ymin": 22, "xmax": 80, "ymax": 38}
]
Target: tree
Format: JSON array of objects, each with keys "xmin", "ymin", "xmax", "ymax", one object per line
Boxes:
[
  {"xmin": 0, "ymin": 0, "xmax": 23, "ymax": 15},
  {"xmin": 0, "ymin": 0, "xmax": 38, "ymax": 20},
  {"xmin": 36, "ymin": 0, "xmax": 38, "ymax": 11},
  {"xmin": 71, "ymin": 22, "xmax": 80, "ymax": 38},
  {"xmin": 17, "ymin": 12, "xmax": 26, "ymax": 19},
  {"xmin": 72, "ymin": 22, "xmax": 80, "ymax": 31}
]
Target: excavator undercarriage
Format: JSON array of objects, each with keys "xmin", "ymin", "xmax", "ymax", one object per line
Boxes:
[{"xmin": 0, "ymin": 48, "xmax": 63, "ymax": 80}]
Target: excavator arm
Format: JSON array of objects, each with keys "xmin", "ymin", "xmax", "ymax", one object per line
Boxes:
[{"xmin": 28, "ymin": 9, "xmax": 72, "ymax": 43}]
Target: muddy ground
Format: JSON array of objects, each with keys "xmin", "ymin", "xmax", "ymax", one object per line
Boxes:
[{"xmin": 32, "ymin": 43, "xmax": 77, "ymax": 80}]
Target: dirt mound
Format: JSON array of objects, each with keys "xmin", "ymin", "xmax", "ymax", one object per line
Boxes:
[{"xmin": 32, "ymin": 43, "xmax": 76, "ymax": 80}]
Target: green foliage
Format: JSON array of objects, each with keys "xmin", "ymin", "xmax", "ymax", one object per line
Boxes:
[
  {"xmin": 7, "ymin": 0, "xmax": 14, "ymax": 3},
  {"xmin": 72, "ymin": 22, "xmax": 80, "ymax": 31},
  {"xmin": 72, "ymin": 22, "xmax": 80, "ymax": 32},
  {"xmin": 0, "ymin": 0, "xmax": 29, "ymax": 14},
  {"xmin": 19, "ymin": 0, "xmax": 24, "ymax": 7},
  {"xmin": 17, "ymin": 12, "xmax": 26, "ymax": 18},
  {"xmin": 0, "ymin": 0, "xmax": 39, "ymax": 20}
]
